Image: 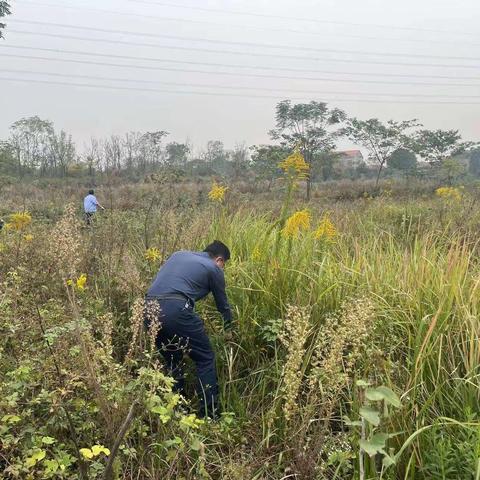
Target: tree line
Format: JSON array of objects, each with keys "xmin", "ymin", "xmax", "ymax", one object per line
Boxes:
[{"xmin": 1, "ymin": 101, "xmax": 479, "ymax": 195}]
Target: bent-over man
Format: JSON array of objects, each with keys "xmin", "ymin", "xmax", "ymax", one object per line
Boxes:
[{"xmin": 145, "ymin": 240, "xmax": 232, "ymax": 418}]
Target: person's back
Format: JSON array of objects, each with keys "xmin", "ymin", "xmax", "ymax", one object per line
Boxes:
[
  {"xmin": 84, "ymin": 193, "xmax": 98, "ymax": 213},
  {"xmin": 148, "ymin": 251, "xmax": 221, "ymax": 300}
]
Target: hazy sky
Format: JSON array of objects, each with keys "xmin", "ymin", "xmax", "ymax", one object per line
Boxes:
[{"xmin": 1, "ymin": 0, "xmax": 479, "ymax": 153}]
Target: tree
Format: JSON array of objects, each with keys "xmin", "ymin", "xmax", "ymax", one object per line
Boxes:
[
  {"xmin": 250, "ymin": 144, "xmax": 288, "ymax": 189},
  {"xmin": 413, "ymin": 129, "xmax": 469, "ymax": 166},
  {"xmin": 48, "ymin": 130, "xmax": 76, "ymax": 176},
  {"xmin": 269, "ymin": 100, "xmax": 346, "ymax": 199},
  {"xmin": 387, "ymin": 148, "xmax": 417, "ymax": 172},
  {"xmin": 0, "ymin": 1, "xmax": 11, "ymax": 39},
  {"xmin": 201, "ymin": 140, "xmax": 229, "ymax": 175},
  {"xmin": 9, "ymin": 116, "xmax": 54, "ymax": 177},
  {"xmin": 137, "ymin": 131, "xmax": 169, "ymax": 173},
  {"xmin": 229, "ymin": 143, "xmax": 250, "ymax": 180},
  {"xmin": 342, "ymin": 118, "xmax": 419, "ymax": 188},
  {"xmin": 165, "ymin": 142, "xmax": 190, "ymax": 167},
  {"xmin": 439, "ymin": 158, "xmax": 467, "ymax": 185},
  {"xmin": 469, "ymin": 148, "xmax": 480, "ymax": 177}
]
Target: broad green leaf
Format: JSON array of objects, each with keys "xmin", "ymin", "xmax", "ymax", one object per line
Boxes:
[
  {"xmin": 25, "ymin": 449, "xmax": 46, "ymax": 468},
  {"xmin": 365, "ymin": 387, "xmax": 401, "ymax": 407},
  {"xmin": 41, "ymin": 436, "xmax": 56, "ymax": 445},
  {"xmin": 382, "ymin": 453, "xmax": 396, "ymax": 468},
  {"xmin": 44, "ymin": 459, "xmax": 59, "ymax": 472},
  {"xmin": 190, "ymin": 438, "xmax": 203, "ymax": 451},
  {"xmin": 359, "ymin": 406, "xmax": 380, "ymax": 426},
  {"xmin": 359, "ymin": 433, "xmax": 389, "ymax": 456},
  {"xmin": 365, "ymin": 388, "xmax": 385, "ymax": 402},
  {"xmin": 376, "ymin": 386, "xmax": 401, "ymax": 408},
  {"xmin": 2, "ymin": 414, "xmax": 21, "ymax": 424}
]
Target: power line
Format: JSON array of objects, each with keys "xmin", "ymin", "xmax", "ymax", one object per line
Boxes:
[
  {"xmin": 2, "ymin": 44, "xmax": 479, "ymax": 70},
  {"xmin": 4, "ymin": 68, "xmax": 480, "ymax": 99},
  {"xmin": 17, "ymin": 1, "xmax": 480, "ymax": 48},
  {"xmin": 8, "ymin": 24, "xmax": 480, "ymax": 63},
  {"xmin": 127, "ymin": 0, "xmax": 480, "ymax": 38},
  {"xmin": 2, "ymin": 75, "xmax": 480, "ymax": 104},
  {"xmin": 2, "ymin": 52, "xmax": 480, "ymax": 89}
]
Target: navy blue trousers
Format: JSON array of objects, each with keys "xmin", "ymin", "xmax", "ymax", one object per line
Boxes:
[{"xmin": 147, "ymin": 298, "xmax": 220, "ymax": 418}]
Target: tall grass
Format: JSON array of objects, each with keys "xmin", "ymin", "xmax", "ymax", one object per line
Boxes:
[{"xmin": 0, "ymin": 186, "xmax": 479, "ymax": 479}]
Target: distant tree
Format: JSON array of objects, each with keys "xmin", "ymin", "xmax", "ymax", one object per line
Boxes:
[
  {"xmin": 413, "ymin": 129, "xmax": 469, "ymax": 166},
  {"xmin": 0, "ymin": 1, "xmax": 11, "ymax": 39},
  {"xmin": 250, "ymin": 144, "xmax": 288, "ymax": 189},
  {"xmin": 269, "ymin": 100, "xmax": 346, "ymax": 199},
  {"xmin": 0, "ymin": 141, "xmax": 15, "ymax": 175},
  {"xmin": 48, "ymin": 130, "xmax": 76, "ymax": 176},
  {"xmin": 137, "ymin": 131, "xmax": 169, "ymax": 173},
  {"xmin": 342, "ymin": 118, "xmax": 419, "ymax": 188},
  {"xmin": 9, "ymin": 116, "xmax": 54, "ymax": 177},
  {"xmin": 165, "ymin": 142, "xmax": 190, "ymax": 167},
  {"xmin": 229, "ymin": 143, "xmax": 250, "ymax": 180},
  {"xmin": 202, "ymin": 140, "xmax": 229, "ymax": 175},
  {"xmin": 313, "ymin": 151, "xmax": 340, "ymax": 181},
  {"xmin": 387, "ymin": 148, "xmax": 417, "ymax": 172},
  {"xmin": 469, "ymin": 148, "xmax": 480, "ymax": 177},
  {"xmin": 440, "ymin": 158, "xmax": 467, "ymax": 186}
]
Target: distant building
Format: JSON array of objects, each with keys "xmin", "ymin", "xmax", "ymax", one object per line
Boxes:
[{"xmin": 335, "ymin": 150, "xmax": 364, "ymax": 168}]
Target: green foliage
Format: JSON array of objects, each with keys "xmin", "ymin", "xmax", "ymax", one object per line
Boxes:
[
  {"xmin": 413, "ymin": 129, "xmax": 469, "ymax": 166},
  {"xmin": 1, "ymin": 183, "xmax": 480, "ymax": 478},
  {"xmin": 387, "ymin": 148, "xmax": 417, "ymax": 171},
  {"xmin": 0, "ymin": 1, "xmax": 11, "ymax": 38},
  {"xmin": 342, "ymin": 117, "xmax": 419, "ymax": 187}
]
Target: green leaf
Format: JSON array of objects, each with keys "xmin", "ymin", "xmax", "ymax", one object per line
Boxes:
[
  {"xmin": 382, "ymin": 453, "xmax": 396, "ymax": 468},
  {"xmin": 342, "ymin": 415, "xmax": 362, "ymax": 427},
  {"xmin": 190, "ymin": 438, "xmax": 203, "ymax": 451},
  {"xmin": 365, "ymin": 387, "xmax": 401, "ymax": 407},
  {"xmin": 365, "ymin": 388, "xmax": 385, "ymax": 402},
  {"xmin": 2, "ymin": 414, "xmax": 21, "ymax": 424},
  {"xmin": 359, "ymin": 433, "xmax": 389, "ymax": 456},
  {"xmin": 25, "ymin": 449, "xmax": 46, "ymax": 468},
  {"xmin": 376, "ymin": 386, "xmax": 401, "ymax": 408},
  {"xmin": 359, "ymin": 406, "xmax": 380, "ymax": 426},
  {"xmin": 41, "ymin": 436, "xmax": 56, "ymax": 445}
]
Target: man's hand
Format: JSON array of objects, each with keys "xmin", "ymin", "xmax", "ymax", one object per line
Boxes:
[{"xmin": 224, "ymin": 330, "xmax": 234, "ymax": 342}]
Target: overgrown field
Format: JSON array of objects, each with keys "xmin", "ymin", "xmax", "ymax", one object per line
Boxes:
[{"xmin": 1, "ymin": 176, "xmax": 479, "ymax": 479}]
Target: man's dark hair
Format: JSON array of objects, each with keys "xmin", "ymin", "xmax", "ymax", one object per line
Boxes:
[
  {"xmin": 204, "ymin": 240, "xmax": 230, "ymax": 261},
  {"xmin": 88, "ymin": 189, "xmax": 94, "ymax": 195}
]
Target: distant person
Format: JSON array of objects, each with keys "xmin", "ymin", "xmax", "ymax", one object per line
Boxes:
[
  {"xmin": 145, "ymin": 241, "xmax": 233, "ymax": 419},
  {"xmin": 83, "ymin": 189, "xmax": 104, "ymax": 225}
]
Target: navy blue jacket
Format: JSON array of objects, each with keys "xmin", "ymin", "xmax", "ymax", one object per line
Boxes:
[{"xmin": 147, "ymin": 251, "xmax": 232, "ymax": 328}]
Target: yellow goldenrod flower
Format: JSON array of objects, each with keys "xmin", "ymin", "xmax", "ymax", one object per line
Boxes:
[
  {"xmin": 314, "ymin": 214, "xmax": 337, "ymax": 241},
  {"xmin": 76, "ymin": 274, "xmax": 87, "ymax": 290},
  {"xmin": 435, "ymin": 186, "xmax": 462, "ymax": 202},
  {"xmin": 24, "ymin": 234, "xmax": 34, "ymax": 242},
  {"xmin": 8, "ymin": 212, "xmax": 32, "ymax": 231},
  {"xmin": 145, "ymin": 247, "xmax": 161, "ymax": 262},
  {"xmin": 282, "ymin": 209, "xmax": 311, "ymax": 238},
  {"xmin": 278, "ymin": 151, "xmax": 309, "ymax": 179},
  {"xmin": 208, "ymin": 182, "xmax": 228, "ymax": 202},
  {"xmin": 66, "ymin": 279, "xmax": 73, "ymax": 286}
]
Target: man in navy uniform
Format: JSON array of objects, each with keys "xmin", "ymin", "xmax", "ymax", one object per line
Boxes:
[{"xmin": 145, "ymin": 240, "xmax": 232, "ymax": 418}]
